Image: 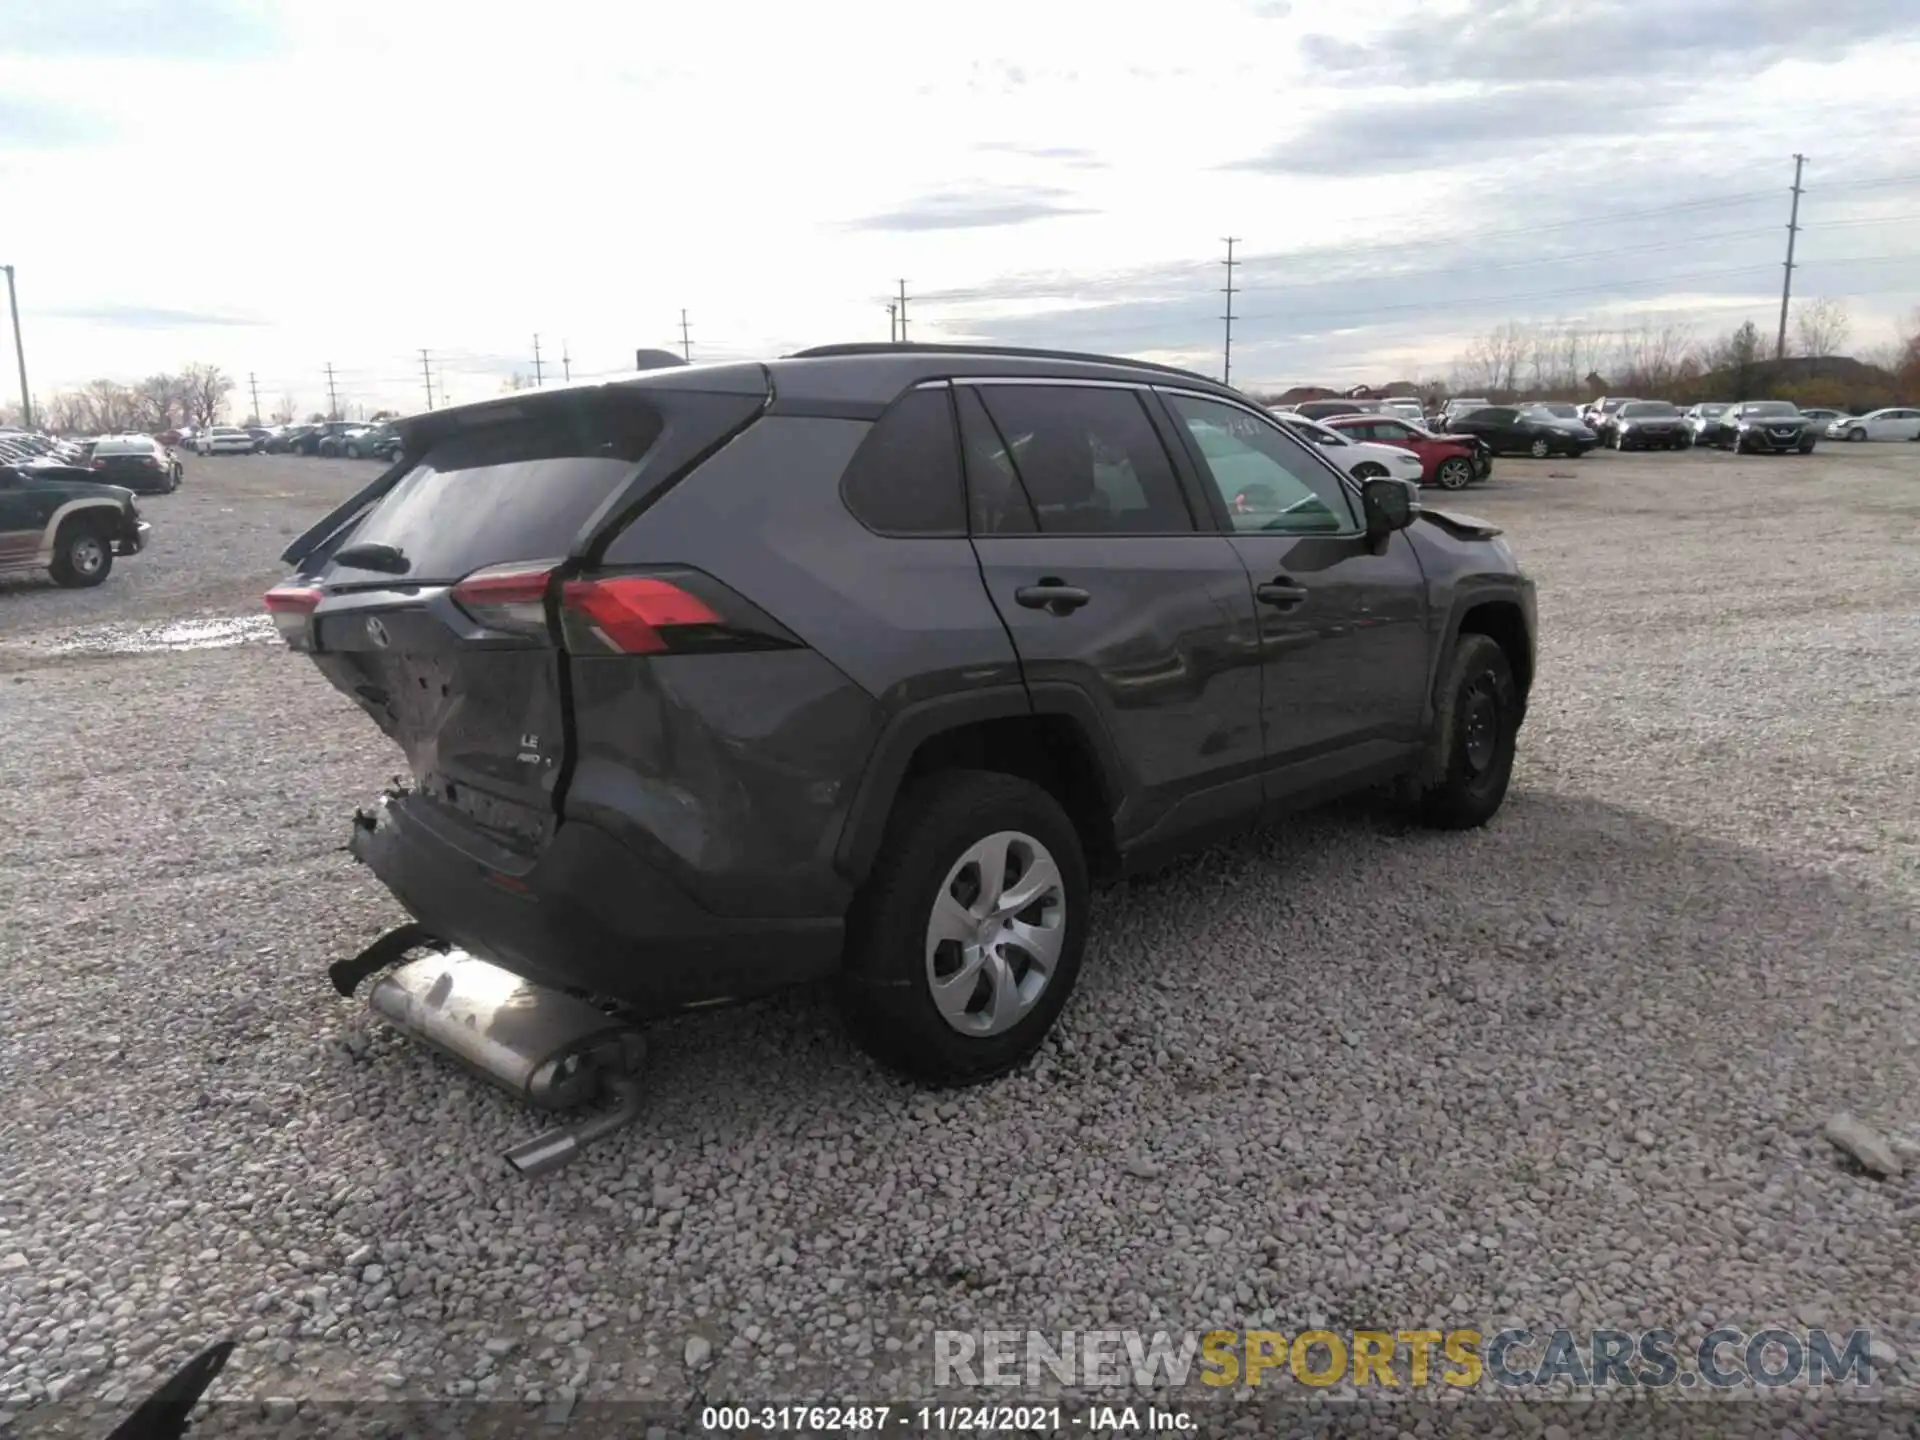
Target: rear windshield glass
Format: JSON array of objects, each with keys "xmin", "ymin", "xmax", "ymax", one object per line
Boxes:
[{"xmin": 326, "ymin": 406, "xmax": 662, "ymax": 584}]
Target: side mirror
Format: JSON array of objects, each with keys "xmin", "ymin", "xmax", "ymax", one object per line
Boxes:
[{"xmin": 1362, "ymin": 477, "xmax": 1417, "ymax": 541}]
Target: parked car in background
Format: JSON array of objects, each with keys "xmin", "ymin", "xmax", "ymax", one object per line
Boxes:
[
  {"xmin": 340, "ymin": 423, "xmax": 402, "ymax": 461},
  {"xmin": 1271, "ymin": 412, "xmax": 1430, "ymax": 486},
  {"xmin": 1436, "ymin": 398, "xmax": 1492, "ymax": 431},
  {"xmin": 1582, "ymin": 396, "xmax": 1640, "ymax": 431},
  {"xmin": 0, "ymin": 430, "xmax": 88, "ymax": 466},
  {"xmin": 195, "ymin": 425, "xmax": 256, "ymax": 456},
  {"xmin": 1288, "ymin": 398, "xmax": 1376, "ymax": 421},
  {"xmin": 1601, "ymin": 400, "xmax": 1692, "ymax": 451},
  {"xmin": 88, "ymin": 434, "xmax": 183, "ymax": 493},
  {"xmin": 0, "ymin": 460, "xmax": 150, "ymax": 587},
  {"xmin": 1382, "ymin": 399, "xmax": 1426, "ymax": 423},
  {"xmin": 1446, "ymin": 405, "xmax": 1598, "ymax": 458},
  {"xmin": 246, "ymin": 426, "xmax": 275, "ymax": 450},
  {"xmin": 1323, "ymin": 412, "xmax": 1490, "ymax": 490},
  {"xmin": 1518, "ymin": 402, "xmax": 1583, "ymax": 424},
  {"xmin": 267, "ymin": 424, "xmax": 318, "ymax": 454},
  {"xmin": 1685, "ymin": 403, "xmax": 1733, "ymax": 447},
  {"xmin": 267, "ymin": 344, "xmax": 1536, "ymax": 1083},
  {"xmin": 1718, "ymin": 401, "xmax": 1817, "ymax": 454},
  {"xmin": 311, "ymin": 420, "xmax": 375, "ymax": 457},
  {"xmin": 1829, "ymin": 406, "xmax": 1920, "ymax": 442}
]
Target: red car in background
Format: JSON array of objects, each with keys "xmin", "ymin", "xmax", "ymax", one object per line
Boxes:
[{"xmin": 1324, "ymin": 413, "xmax": 1489, "ymax": 490}]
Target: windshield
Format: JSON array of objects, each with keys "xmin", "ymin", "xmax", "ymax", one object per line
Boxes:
[
  {"xmin": 1696, "ymin": 404, "xmax": 1727, "ymax": 415},
  {"xmin": 1741, "ymin": 402, "xmax": 1799, "ymax": 417},
  {"xmin": 94, "ymin": 438, "xmax": 156, "ymax": 455},
  {"xmin": 1621, "ymin": 402, "xmax": 1680, "ymax": 417}
]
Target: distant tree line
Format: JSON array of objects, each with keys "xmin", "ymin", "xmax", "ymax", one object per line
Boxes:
[
  {"xmin": 35, "ymin": 364, "xmax": 242, "ymax": 435},
  {"xmin": 1444, "ymin": 299, "xmax": 1920, "ymax": 409}
]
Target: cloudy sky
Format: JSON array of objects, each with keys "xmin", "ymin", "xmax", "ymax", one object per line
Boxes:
[{"xmin": 2, "ymin": 0, "xmax": 1917, "ymax": 415}]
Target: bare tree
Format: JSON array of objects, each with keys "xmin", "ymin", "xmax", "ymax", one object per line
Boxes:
[
  {"xmin": 272, "ymin": 392, "xmax": 300, "ymax": 424},
  {"xmin": 132, "ymin": 374, "xmax": 192, "ymax": 430},
  {"xmin": 501, "ymin": 372, "xmax": 536, "ymax": 393},
  {"xmin": 1453, "ymin": 321, "xmax": 1529, "ymax": 395},
  {"xmin": 1792, "ymin": 297, "xmax": 1851, "ymax": 369},
  {"xmin": 81, "ymin": 380, "xmax": 137, "ymax": 432},
  {"xmin": 1613, "ymin": 318, "xmax": 1697, "ymax": 394},
  {"xmin": 179, "ymin": 363, "xmax": 234, "ymax": 428}
]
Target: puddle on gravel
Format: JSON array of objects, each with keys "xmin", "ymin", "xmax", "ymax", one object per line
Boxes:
[{"xmin": 3, "ymin": 614, "xmax": 276, "ymax": 657}]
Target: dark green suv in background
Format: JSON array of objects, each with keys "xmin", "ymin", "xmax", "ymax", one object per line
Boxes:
[{"xmin": 0, "ymin": 462, "xmax": 150, "ymax": 587}]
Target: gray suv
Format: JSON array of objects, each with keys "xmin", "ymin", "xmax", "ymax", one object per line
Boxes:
[{"xmin": 270, "ymin": 344, "xmax": 1536, "ymax": 1084}]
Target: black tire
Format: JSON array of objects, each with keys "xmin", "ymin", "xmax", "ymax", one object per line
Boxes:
[
  {"xmin": 1528, "ymin": 437, "xmax": 1551, "ymax": 459},
  {"xmin": 840, "ymin": 769, "xmax": 1089, "ymax": 1086},
  {"xmin": 1610, "ymin": 429, "xmax": 1626, "ymax": 450},
  {"xmin": 1412, "ymin": 634, "xmax": 1518, "ymax": 831},
  {"xmin": 1350, "ymin": 461, "xmax": 1389, "ymax": 480},
  {"xmin": 50, "ymin": 520, "xmax": 113, "ymax": 588},
  {"xmin": 1435, "ymin": 456, "xmax": 1474, "ymax": 490},
  {"xmin": 345, "ymin": 442, "xmax": 362, "ymax": 459},
  {"xmin": 1846, "ymin": 427, "xmax": 1867, "ymax": 442}
]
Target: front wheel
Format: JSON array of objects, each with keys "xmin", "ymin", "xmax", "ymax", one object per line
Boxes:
[
  {"xmin": 50, "ymin": 522, "xmax": 113, "ymax": 588},
  {"xmin": 1846, "ymin": 427, "xmax": 1867, "ymax": 442},
  {"xmin": 1528, "ymin": 437, "xmax": 1551, "ymax": 459},
  {"xmin": 1412, "ymin": 633, "xmax": 1518, "ymax": 830},
  {"xmin": 840, "ymin": 770, "xmax": 1088, "ymax": 1086},
  {"xmin": 345, "ymin": 442, "xmax": 362, "ymax": 459},
  {"xmin": 1434, "ymin": 456, "xmax": 1474, "ymax": 490},
  {"xmin": 1350, "ymin": 461, "xmax": 1389, "ymax": 481}
]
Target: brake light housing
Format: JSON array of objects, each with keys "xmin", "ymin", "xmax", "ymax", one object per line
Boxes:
[
  {"xmin": 449, "ymin": 562, "xmax": 556, "ymax": 638},
  {"xmin": 262, "ymin": 583, "xmax": 322, "ymax": 645}
]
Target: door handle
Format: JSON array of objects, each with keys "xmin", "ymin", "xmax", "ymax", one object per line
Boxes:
[
  {"xmin": 1256, "ymin": 578, "xmax": 1309, "ymax": 608},
  {"xmin": 1014, "ymin": 579, "xmax": 1091, "ymax": 615}
]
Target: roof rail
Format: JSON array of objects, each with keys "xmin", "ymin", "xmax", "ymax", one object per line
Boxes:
[{"xmin": 784, "ymin": 341, "xmax": 1228, "ymax": 389}]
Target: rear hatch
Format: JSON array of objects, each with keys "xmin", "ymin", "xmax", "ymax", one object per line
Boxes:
[
  {"xmin": 268, "ymin": 380, "xmax": 767, "ymax": 862},
  {"xmin": 91, "ymin": 447, "xmax": 166, "ymax": 482}
]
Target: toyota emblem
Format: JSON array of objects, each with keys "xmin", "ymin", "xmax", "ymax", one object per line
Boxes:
[{"xmin": 365, "ymin": 616, "xmax": 390, "ymax": 648}]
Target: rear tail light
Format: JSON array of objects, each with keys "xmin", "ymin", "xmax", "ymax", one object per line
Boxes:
[
  {"xmin": 91, "ymin": 459, "xmax": 106, "ymax": 470},
  {"xmin": 559, "ymin": 575, "xmax": 722, "ymax": 655},
  {"xmin": 449, "ymin": 562, "xmax": 557, "ymax": 639},
  {"xmin": 449, "ymin": 563, "xmax": 799, "ymax": 655},
  {"xmin": 263, "ymin": 583, "xmax": 322, "ymax": 644}
]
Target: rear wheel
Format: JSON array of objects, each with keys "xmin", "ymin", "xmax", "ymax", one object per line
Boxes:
[
  {"xmin": 840, "ymin": 770, "xmax": 1088, "ymax": 1086},
  {"xmin": 50, "ymin": 522, "xmax": 112, "ymax": 588},
  {"xmin": 1435, "ymin": 456, "xmax": 1474, "ymax": 490},
  {"xmin": 345, "ymin": 442, "xmax": 362, "ymax": 459},
  {"xmin": 1413, "ymin": 634, "xmax": 1517, "ymax": 830},
  {"xmin": 1528, "ymin": 437, "xmax": 1551, "ymax": 459}
]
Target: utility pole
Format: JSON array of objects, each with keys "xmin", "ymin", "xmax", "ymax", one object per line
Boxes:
[
  {"xmin": 324, "ymin": 362, "xmax": 339, "ymax": 420},
  {"xmin": 248, "ymin": 372, "xmax": 263, "ymax": 425},
  {"xmin": 895, "ymin": 280, "xmax": 910, "ymax": 342},
  {"xmin": 561, "ymin": 340, "xmax": 571, "ymax": 384},
  {"xmin": 419, "ymin": 349, "xmax": 434, "ymax": 410},
  {"xmin": 1220, "ymin": 237, "xmax": 1242, "ymax": 386},
  {"xmin": 3, "ymin": 264, "xmax": 30, "ymax": 427},
  {"xmin": 1775, "ymin": 153, "xmax": 1807, "ymax": 362},
  {"xmin": 887, "ymin": 302, "xmax": 897, "ymax": 343},
  {"xmin": 532, "ymin": 335, "xmax": 544, "ymax": 387},
  {"xmin": 679, "ymin": 309, "xmax": 692, "ymax": 363}
]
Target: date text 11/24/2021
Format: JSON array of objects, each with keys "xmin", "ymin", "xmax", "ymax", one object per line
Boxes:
[{"xmin": 700, "ymin": 1403, "xmax": 1197, "ymax": 1432}]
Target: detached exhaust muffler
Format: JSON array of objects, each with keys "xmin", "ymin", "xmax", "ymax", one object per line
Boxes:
[{"xmin": 354, "ymin": 938, "xmax": 646, "ymax": 1178}]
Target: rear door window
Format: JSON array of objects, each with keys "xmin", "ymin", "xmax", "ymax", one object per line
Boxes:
[
  {"xmin": 973, "ymin": 384, "xmax": 1193, "ymax": 534},
  {"xmin": 838, "ymin": 387, "xmax": 966, "ymax": 536},
  {"xmin": 324, "ymin": 406, "xmax": 661, "ymax": 584}
]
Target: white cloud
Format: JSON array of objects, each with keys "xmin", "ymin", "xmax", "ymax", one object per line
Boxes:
[{"xmin": 1, "ymin": 0, "xmax": 1915, "ymax": 412}]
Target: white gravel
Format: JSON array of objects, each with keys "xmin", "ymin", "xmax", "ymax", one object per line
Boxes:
[{"xmin": 1, "ymin": 448, "xmax": 1916, "ymax": 1436}]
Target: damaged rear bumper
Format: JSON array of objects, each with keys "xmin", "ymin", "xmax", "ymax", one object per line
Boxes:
[{"xmin": 348, "ymin": 792, "xmax": 843, "ymax": 1016}]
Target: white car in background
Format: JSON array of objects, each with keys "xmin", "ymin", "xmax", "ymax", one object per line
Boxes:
[
  {"xmin": 194, "ymin": 426, "xmax": 256, "ymax": 455},
  {"xmin": 1272, "ymin": 411, "xmax": 1429, "ymax": 484},
  {"xmin": 1828, "ymin": 407, "xmax": 1920, "ymax": 442}
]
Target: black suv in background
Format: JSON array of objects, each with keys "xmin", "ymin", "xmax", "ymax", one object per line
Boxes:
[{"xmin": 270, "ymin": 345, "xmax": 1536, "ymax": 1084}]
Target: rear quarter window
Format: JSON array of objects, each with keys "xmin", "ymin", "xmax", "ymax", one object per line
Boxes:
[{"xmin": 837, "ymin": 387, "xmax": 966, "ymax": 536}]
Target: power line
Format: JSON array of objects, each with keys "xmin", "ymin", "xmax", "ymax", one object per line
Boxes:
[
  {"xmin": 562, "ymin": 339, "xmax": 571, "ymax": 383},
  {"xmin": 680, "ymin": 309, "xmax": 692, "ymax": 362},
  {"xmin": 324, "ymin": 362, "xmax": 339, "ymax": 420},
  {"xmin": 1219, "ymin": 237, "xmax": 1240, "ymax": 385},
  {"xmin": 1776, "ymin": 152, "xmax": 1807, "ymax": 362},
  {"xmin": 532, "ymin": 334, "xmax": 544, "ymax": 387},
  {"xmin": 896, "ymin": 279, "xmax": 910, "ymax": 342},
  {"xmin": 419, "ymin": 349, "xmax": 434, "ymax": 410},
  {"xmin": 886, "ymin": 301, "xmax": 897, "ymax": 343},
  {"xmin": 247, "ymin": 371, "xmax": 262, "ymax": 424},
  {"xmin": 3, "ymin": 264, "xmax": 30, "ymax": 428}
]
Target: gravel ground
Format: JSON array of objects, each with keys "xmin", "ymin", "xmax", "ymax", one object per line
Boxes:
[{"xmin": 2, "ymin": 448, "xmax": 1918, "ymax": 1437}]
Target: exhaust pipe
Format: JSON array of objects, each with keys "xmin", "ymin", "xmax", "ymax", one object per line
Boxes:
[{"xmin": 364, "ymin": 948, "xmax": 645, "ymax": 1176}]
